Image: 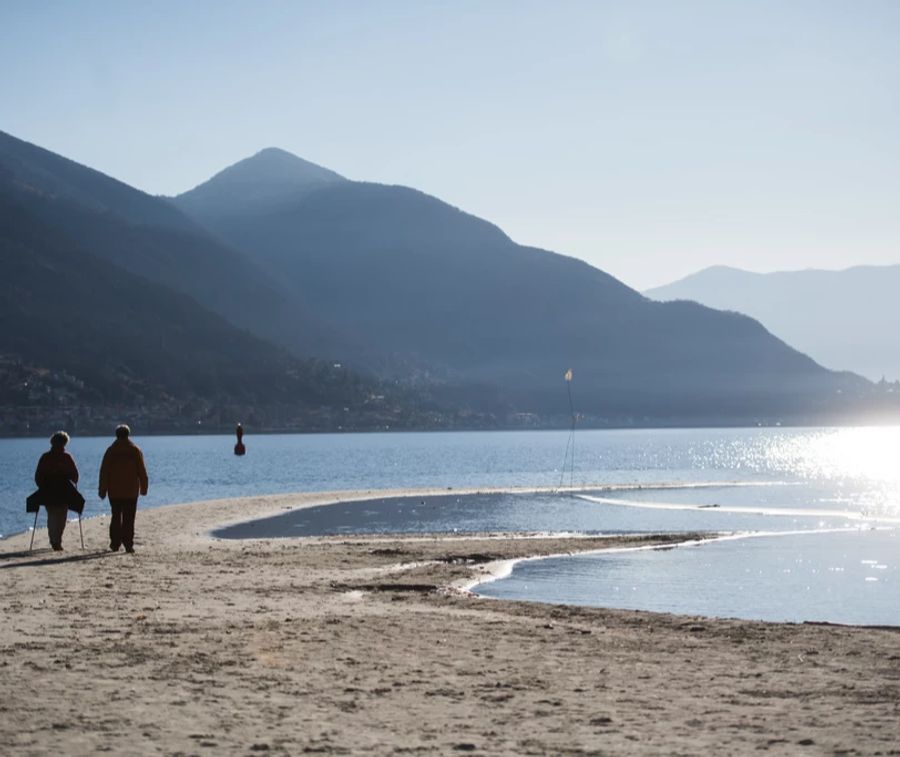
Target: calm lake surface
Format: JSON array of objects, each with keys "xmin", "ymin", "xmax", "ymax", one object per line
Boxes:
[{"xmin": 3, "ymin": 427, "xmax": 899, "ymax": 624}]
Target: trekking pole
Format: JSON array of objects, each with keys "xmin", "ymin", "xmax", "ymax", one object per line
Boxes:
[
  {"xmin": 29, "ymin": 509, "xmax": 39, "ymax": 551},
  {"xmin": 78, "ymin": 514, "xmax": 85, "ymax": 550}
]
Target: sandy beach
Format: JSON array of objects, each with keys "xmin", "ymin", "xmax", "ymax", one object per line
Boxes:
[{"xmin": 1, "ymin": 488, "xmax": 899, "ymax": 755}]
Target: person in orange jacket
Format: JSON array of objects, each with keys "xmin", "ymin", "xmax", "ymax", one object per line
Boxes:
[{"xmin": 98, "ymin": 425, "xmax": 149, "ymax": 553}]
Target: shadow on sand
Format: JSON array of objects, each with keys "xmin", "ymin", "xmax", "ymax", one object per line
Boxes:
[{"xmin": 0, "ymin": 548, "xmax": 118, "ymax": 570}]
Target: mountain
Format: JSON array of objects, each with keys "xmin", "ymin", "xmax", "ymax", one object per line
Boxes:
[
  {"xmin": 176, "ymin": 147, "xmax": 345, "ymax": 221},
  {"xmin": 173, "ymin": 150, "xmax": 872, "ymax": 424},
  {"xmin": 0, "ymin": 186, "xmax": 407, "ymax": 433},
  {"xmin": 646, "ymin": 265, "xmax": 900, "ymax": 382},
  {"xmin": 4, "ymin": 132, "xmax": 884, "ymax": 428},
  {"xmin": 0, "ymin": 132, "xmax": 460, "ymax": 434},
  {"xmin": 0, "ymin": 131, "xmax": 348, "ymax": 359}
]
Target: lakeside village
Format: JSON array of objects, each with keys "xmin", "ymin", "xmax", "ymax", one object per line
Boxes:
[
  {"xmin": 0, "ymin": 355, "xmax": 510, "ymax": 436},
  {"xmin": 4, "ymin": 354, "xmax": 900, "ymax": 437},
  {"xmin": 0, "ymin": 383, "xmax": 570, "ymax": 438},
  {"xmin": 0, "ymin": 356, "xmax": 408, "ymax": 436}
]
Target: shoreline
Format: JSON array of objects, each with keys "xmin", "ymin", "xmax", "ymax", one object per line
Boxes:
[
  {"xmin": 0, "ymin": 477, "xmax": 838, "ymax": 544},
  {"xmin": 205, "ymin": 479, "xmax": 785, "ymax": 540},
  {"xmin": 455, "ymin": 533, "xmax": 729, "ymax": 596},
  {"xmin": 7, "ymin": 420, "xmax": 897, "ymax": 442},
  {"xmin": 2, "ymin": 488, "xmax": 899, "ymax": 754}
]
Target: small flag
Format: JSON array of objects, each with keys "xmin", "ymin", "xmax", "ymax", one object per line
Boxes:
[{"xmin": 564, "ymin": 369, "xmax": 573, "ymax": 382}]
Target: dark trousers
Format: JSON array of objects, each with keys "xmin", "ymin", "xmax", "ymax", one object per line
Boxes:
[
  {"xmin": 109, "ymin": 498, "xmax": 137, "ymax": 549},
  {"xmin": 46, "ymin": 505, "xmax": 68, "ymax": 548}
]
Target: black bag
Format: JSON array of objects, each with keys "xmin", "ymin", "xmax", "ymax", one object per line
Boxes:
[{"xmin": 26, "ymin": 479, "xmax": 85, "ymax": 515}]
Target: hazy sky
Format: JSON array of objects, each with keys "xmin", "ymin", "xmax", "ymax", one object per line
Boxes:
[{"xmin": 2, "ymin": 1, "xmax": 899, "ymax": 289}]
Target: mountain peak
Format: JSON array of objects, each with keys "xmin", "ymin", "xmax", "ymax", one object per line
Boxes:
[
  {"xmin": 174, "ymin": 148, "xmax": 346, "ymax": 217},
  {"xmin": 255, "ymin": 146, "xmax": 296, "ymax": 158},
  {"xmin": 230, "ymin": 147, "xmax": 346, "ymax": 184}
]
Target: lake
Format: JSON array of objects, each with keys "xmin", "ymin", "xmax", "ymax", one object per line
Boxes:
[{"xmin": 3, "ymin": 427, "xmax": 899, "ymax": 624}]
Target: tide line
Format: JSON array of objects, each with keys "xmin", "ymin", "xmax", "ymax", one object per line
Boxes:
[
  {"xmin": 575, "ymin": 493, "xmax": 877, "ymax": 522},
  {"xmin": 463, "ymin": 525, "xmax": 886, "ymax": 596}
]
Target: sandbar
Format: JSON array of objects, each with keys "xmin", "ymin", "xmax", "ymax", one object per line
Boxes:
[{"xmin": 1, "ymin": 488, "xmax": 898, "ymax": 755}]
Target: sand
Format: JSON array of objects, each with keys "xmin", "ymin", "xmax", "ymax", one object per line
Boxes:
[{"xmin": 1, "ymin": 488, "xmax": 899, "ymax": 755}]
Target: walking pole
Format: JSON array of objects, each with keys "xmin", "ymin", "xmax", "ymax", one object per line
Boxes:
[
  {"xmin": 78, "ymin": 514, "xmax": 85, "ymax": 550},
  {"xmin": 29, "ymin": 509, "xmax": 39, "ymax": 551}
]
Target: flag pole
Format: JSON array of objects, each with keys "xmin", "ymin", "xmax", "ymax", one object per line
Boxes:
[
  {"xmin": 566, "ymin": 369, "xmax": 576, "ymax": 488},
  {"xmin": 559, "ymin": 369, "xmax": 576, "ymax": 489}
]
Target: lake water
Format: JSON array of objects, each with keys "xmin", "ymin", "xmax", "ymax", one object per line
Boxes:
[
  {"xmin": 3, "ymin": 427, "xmax": 899, "ymax": 624},
  {"xmin": 477, "ymin": 528, "xmax": 900, "ymax": 626}
]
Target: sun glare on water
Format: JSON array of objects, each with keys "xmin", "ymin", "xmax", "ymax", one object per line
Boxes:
[
  {"xmin": 759, "ymin": 427, "xmax": 900, "ymax": 518},
  {"xmin": 795, "ymin": 427, "xmax": 900, "ymax": 483}
]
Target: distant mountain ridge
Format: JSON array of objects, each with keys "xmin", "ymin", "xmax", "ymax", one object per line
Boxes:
[
  {"xmin": 2, "ymin": 130, "xmax": 887, "ymax": 429},
  {"xmin": 172, "ymin": 148, "xmax": 872, "ymax": 423},
  {"xmin": 0, "ymin": 130, "xmax": 196, "ymax": 231},
  {"xmin": 0, "ymin": 130, "xmax": 351, "ymax": 359},
  {"xmin": 0, "ymin": 131, "xmax": 434, "ymax": 434},
  {"xmin": 0, "ymin": 185, "xmax": 410, "ymax": 433},
  {"xmin": 646, "ymin": 265, "xmax": 900, "ymax": 382},
  {"xmin": 175, "ymin": 147, "xmax": 346, "ymax": 221},
  {"xmin": 1, "ymin": 189, "xmax": 300, "ymax": 401}
]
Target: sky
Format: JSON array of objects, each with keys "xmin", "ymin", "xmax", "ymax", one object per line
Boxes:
[{"xmin": 2, "ymin": 0, "xmax": 899, "ymax": 289}]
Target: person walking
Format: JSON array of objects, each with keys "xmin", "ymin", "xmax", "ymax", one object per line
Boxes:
[
  {"xmin": 33, "ymin": 431, "xmax": 81, "ymax": 550},
  {"xmin": 98, "ymin": 425, "xmax": 149, "ymax": 553}
]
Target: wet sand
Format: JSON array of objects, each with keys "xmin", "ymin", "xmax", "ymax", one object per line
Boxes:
[{"xmin": 1, "ymin": 488, "xmax": 899, "ymax": 755}]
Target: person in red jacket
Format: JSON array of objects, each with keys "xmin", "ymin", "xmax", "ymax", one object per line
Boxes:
[
  {"xmin": 34, "ymin": 431, "xmax": 80, "ymax": 550},
  {"xmin": 98, "ymin": 425, "xmax": 149, "ymax": 553}
]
